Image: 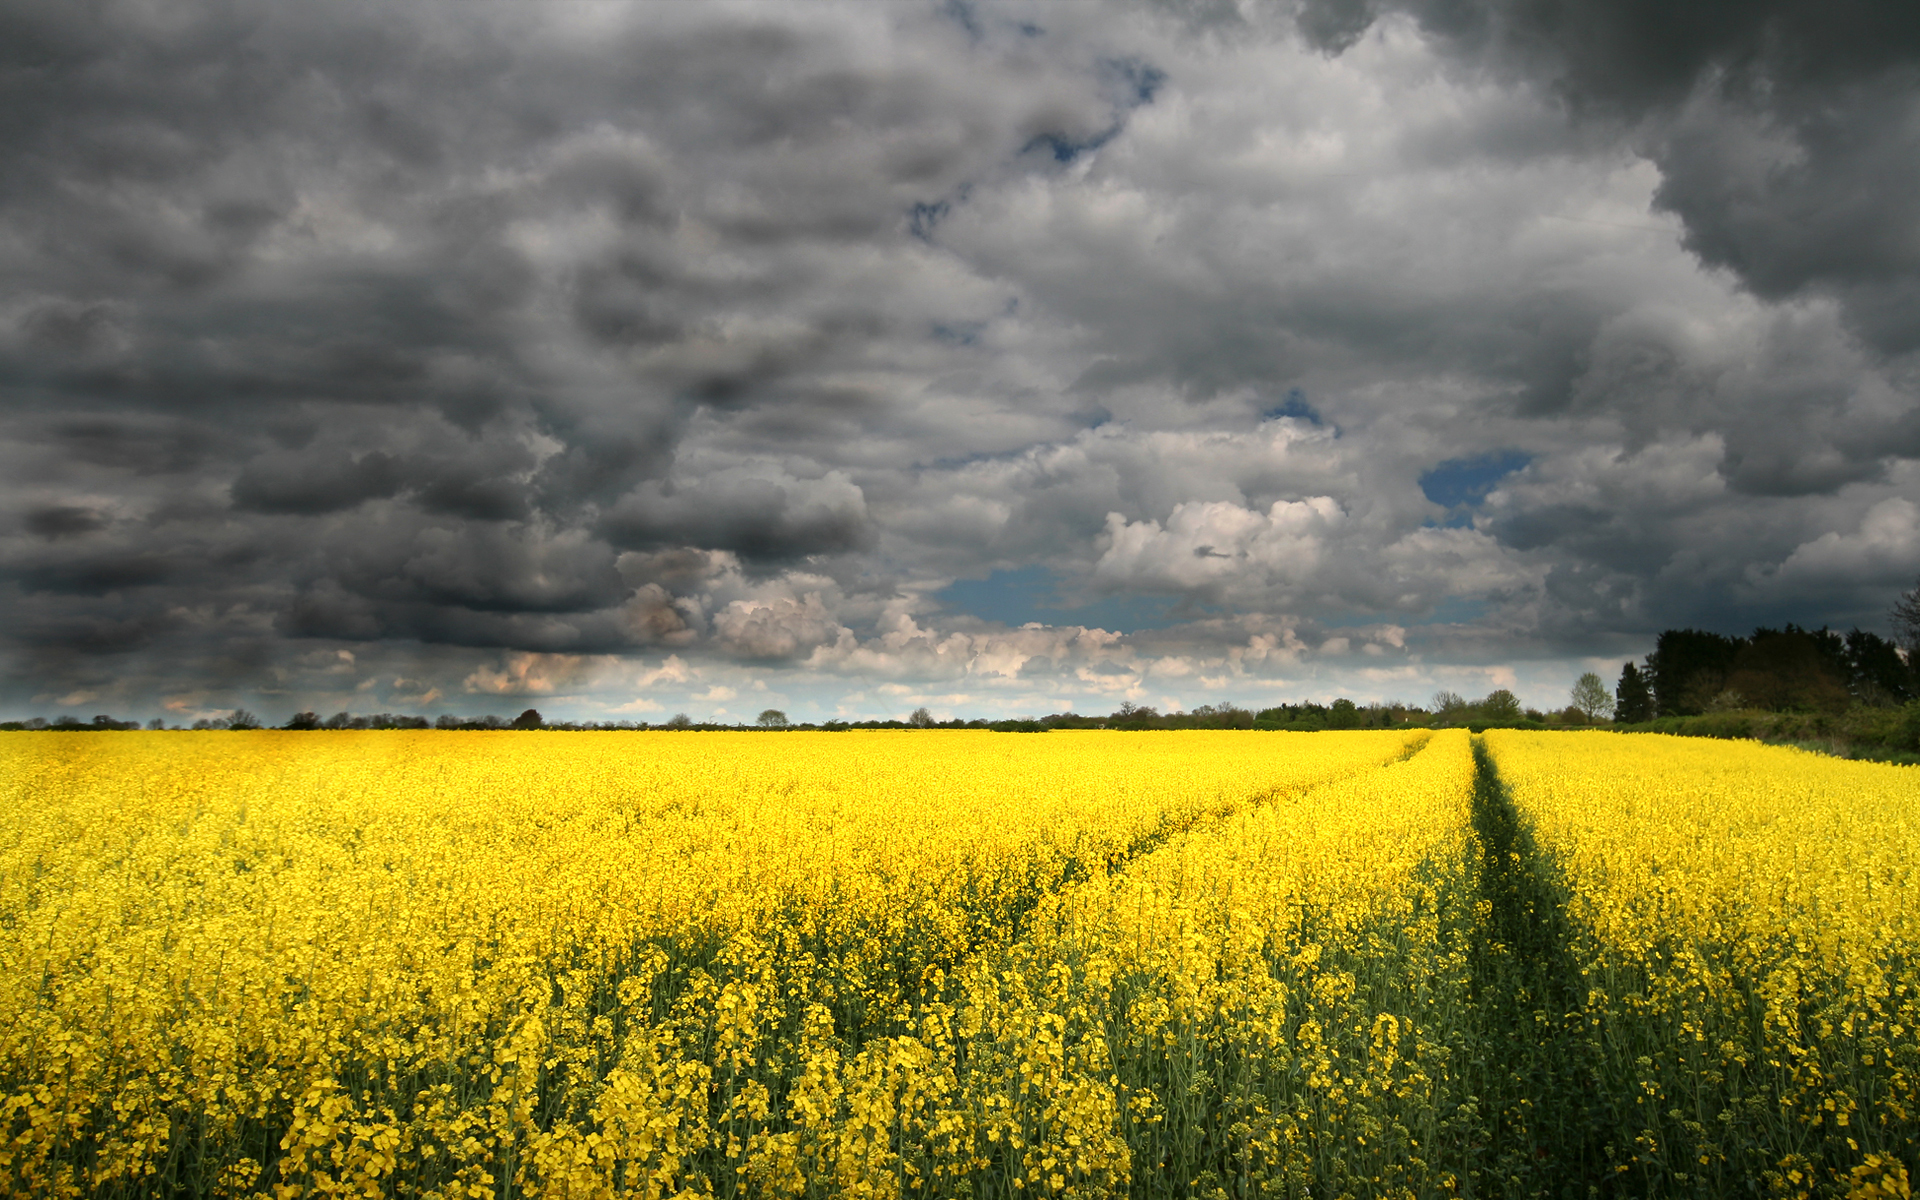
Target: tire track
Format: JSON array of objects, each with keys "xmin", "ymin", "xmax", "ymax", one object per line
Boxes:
[{"xmin": 1464, "ymin": 736, "xmax": 1615, "ymax": 1199}]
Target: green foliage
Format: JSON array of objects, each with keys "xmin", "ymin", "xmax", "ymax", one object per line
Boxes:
[
  {"xmin": 1569, "ymin": 671, "xmax": 1613, "ymax": 721},
  {"xmin": 1613, "ymin": 661, "xmax": 1653, "ymax": 723},
  {"xmin": 1615, "ymin": 701, "xmax": 1920, "ymax": 764},
  {"xmin": 1478, "ymin": 689, "xmax": 1522, "ymax": 722}
]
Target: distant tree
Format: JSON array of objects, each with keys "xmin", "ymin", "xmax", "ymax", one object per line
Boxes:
[
  {"xmin": 1040, "ymin": 711, "xmax": 1103, "ymax": 730},
  {"xmin": 511, "ymin": 709, "xmax": 543, "ymax": 729},
  {"xmin": 1479, "ymin": 689, "xmax": 1523, "ymax": 722},
  {"xmin": 664, "ymin": 712, "xmax": 693, "ymax": 729},
  {"xmin": 1723, "ymin": 628, "xmax": 1850, "ymax": 713},
  {"xmin": 1844, "ymin": 628, "xmax": 1915, "ymax": 704},
  {"xmin": 1894, "ymin": 576, "xmax": 1920, "ymax": 654},
  {"xmin": 1326, "ymin": 698, "xmax": 1360, "ymax": 729},
  {"xmin": 1614, "ymin": 662, "xmax": 1653, "ymax": 723},
  {"xmin": 1569, "ymin": 672, "xmax": 1614, "ymax": 721},
  {"xmin": 1185, "ymin": 702, "xmax": 1253, "ymax": 729},
  {"xmin": 228, "ymin": 709, "xmax": 260, "ymax": 730},
  {"xmin": 145, "ymin": 718, "xmax": 166, "ymax": 730},
  {"xmin": 1647, "ymin": 629, "xmax": 1743, "ymax": 716},
  {"xmin": 434, "ymin": 714, "xmax": 462, "ymax": 729},
  {"xmin": 907, "ymin": 706, "xmax": 934, "ymax": 728},
  {"xmin": 285, "ymin": 711, "xmax": 321, "ymax": 731},
  {"xmin": 1108, "ymin": 702, "xmax": 1161, "ymax": 729},
  {"xmin": 1431, "ymin": 690, "xmax": 1465, "ymax": 715},
  {"xmin": 757, "ymin": 708, "xmax": 789, "ymax": 728},
  {"xmin": 323, "ymin": 712, "xmax": 352, "ymax": 730}
]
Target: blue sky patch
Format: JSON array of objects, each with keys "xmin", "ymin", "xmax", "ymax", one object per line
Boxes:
[
  {"xmin": 1101, "ymin": 57, "xmax": 1167, "ymax": 107},
  {"xmin": 1419, "ymin": 450, "xmax": 1530, "ymax": 508},
  {"xmin": 1024, "ymin": 128, "xmax": 1117, "ymax": 164},
  {"xmin": 1262, "ymin": 388, "xmax": 1322, "ymax": 425},
  {"xmin": 1425, "ymin": 595, "xmax": 1492, "ymax": 626}
]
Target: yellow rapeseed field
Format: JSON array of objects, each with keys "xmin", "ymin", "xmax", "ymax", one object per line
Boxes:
[
  {"xmin": 3, "ymin": 727, "xmax": 1915, "ymax": 1199},
  {"xmin": 0, "ymin": 730, "xmax": 1424, "ymax": 1199},
  {"xmin": 1483, "ymin": 731, "xmax": 1920, "ymax": 1199}
]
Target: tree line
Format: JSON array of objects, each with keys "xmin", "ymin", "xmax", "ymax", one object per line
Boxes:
[
  {"xmin": 1611, "ymin": 624, "xmax": 1914, "ymax": 721},
  {"xmin": 1592, "ymin": 585, "xmax": 1920, "ymax": 759}
]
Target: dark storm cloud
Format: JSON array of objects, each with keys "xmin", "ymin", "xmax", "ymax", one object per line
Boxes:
[
  {"xmin": 0, "ymin": 1, "xmax": 1081, "ymax": 688},
  {"xmin": 22, "ymin": 505, "xmax": 107, "ymax": 539},
  {"xmin": 230, "ymin": 450, "xmax": 404, "ymax": 515},
  {"xmin": 598, "ymin": 472, "xmax": 873, "ymax": 561},
  {"xmin": 2, "ymin": 0, "xmax": 1917, "ymax": 719},
  {"xmin": 1298, "ymin": 0, "xmax": 1920, "ymax": 355},
  {"xmin": 13, "ymin": 551, "xmax": 178, "ymax": 595}
]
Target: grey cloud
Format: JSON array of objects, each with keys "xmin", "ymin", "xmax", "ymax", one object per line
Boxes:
[
  {"xmin": 315, "ymin": 521, "xmax": 630, "ymax": 617},
  {"xmin": 32, "ymin": 416, "xmax": 221, "ymax": 475},
  {"xmin": 414, "ymin": 474, "xmax": 533, "ymax": 524},
  {"xmin": 14, "ymin": 551, "xmax": 177, "ymax": 595},
  {"xmin": 1298, "ymin": 0, "xmax": 1920, "ymax": 115},
  {"xmin": 712, "ymin": 593, "xmax": 851, "ymax": 662},
  {"xmin": 3, "ymin": 0, "xmax": 1917, "ymax": 719},
  {"xmin": 8, "ymin": 601, "xmax": 182, "ymax": 656},
  {"xmin": 231, "ymin": 450, "xmax": 403, "ymax": 515},
  {"xmin": 22, "ymin": 505, "xmax": 107, "ymax": 539},
  {"xmin": 599, "ymin": 470, "xmax": 873, "ymax": 561},
  {"xmin": 1295, "ymin": 0, "xmax": 1920, "ymax": 354}
]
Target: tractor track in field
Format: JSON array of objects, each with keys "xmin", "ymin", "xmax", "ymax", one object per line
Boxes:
[{"xmin": 1464, "ymin": 736, "xmax": 1620, "ymax": 1200}]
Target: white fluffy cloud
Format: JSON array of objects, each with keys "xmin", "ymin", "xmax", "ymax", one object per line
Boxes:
[
  {"xmin": 1095, "ymin": 497, "xmax": 1343, "ymax": 596},
  {"xmin": 1769, "ymin": 498, "xmax": 1920, "ymax": 586}
]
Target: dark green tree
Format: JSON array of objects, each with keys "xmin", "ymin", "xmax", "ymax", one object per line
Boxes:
[
  {"xmin": 1724, "ymin": 628, "xmax": 1850, "ymax": 713},
  {"xmin": 1614, "ymin": 662, "xmax": 1653, "ymax": 723},
  {"xmin": 1647, "ymin": 629, "xmax": 1743, "ymax": 715},
  {"xmin": 1894, "ymin": 576, "xmax": 1920, "ymax": 653},
  {"xmin": 1845, "ymin": 627, "xmax": 1916, "ymax": 703},
  {"xmin": 1108, "ymin": 701, "xmax": 1161, "ymax": 729},
  {"xmin": 1479, "ymin": 689, "xmax": 1522, "ymax": 722}
]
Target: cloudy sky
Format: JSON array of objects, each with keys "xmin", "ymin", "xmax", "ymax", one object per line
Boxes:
[{"xmin": 5, "ymin": 0, "xmax": 1919, "ymax": 723}]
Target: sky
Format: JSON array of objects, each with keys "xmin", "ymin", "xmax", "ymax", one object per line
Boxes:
[{"xmin": 4, "ymin": 0, "xmax": 1919, "ymax": 724}]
